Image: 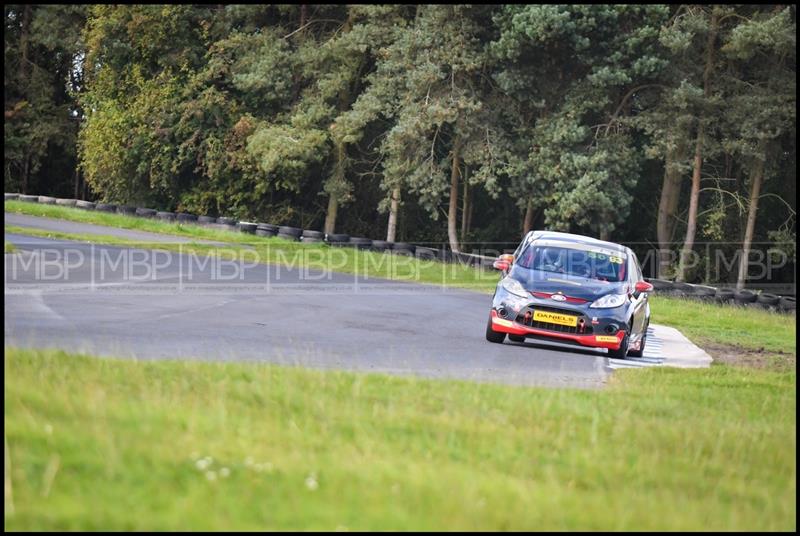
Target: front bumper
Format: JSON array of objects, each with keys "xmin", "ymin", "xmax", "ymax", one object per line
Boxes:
[{"xmin": 489, "ymin": 309, "xmax": 626, "ymax": 350}]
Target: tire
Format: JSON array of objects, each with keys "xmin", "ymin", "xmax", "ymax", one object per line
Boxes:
[
  {"xmin": 779, "ymin": 296, "xmax": 795, "ymax": 313},
  {"xmin": 217, "ymin": 217, "xmax": 237, "ymax": 226},
  {"xmin": 349, "ymin": 237, "xmax": 373, "ymax": 249},
  {"xmin": 95, "ymin": 203, "xmax": 117, "ymax": 213},
  {"xmin": 371, "ymin": 240, "xmax": 391, "ymax": 252},
  {"xmin": 756, "ymin": 292, "xmax": 779, "ymax": 307},
  {"xmin": 326, "ymin": 233, "xmax": 350, "ymax": 244},
  {"xmin": 197, "ymin": 215, "xmax": 216, "ymax": 224},
  {"xmin": 157, "ymin": 211, "xmax": 176, "ymax": 222},
  {"xmin": 302, "ymin": 237, "xmax": 323, "ymax": 243},
  {"xmin": 76, "ymin": 200, "xmax": 95, "ymax": 210},
  {"xmin": 607, "ymin": 331, "xmax": 630, "ymax": 359},
  {"xmin": 56, "ymin": 198, "xmax": 77, "ymax": 207},
  {"xmin": 38, "ymin": 196, "xmax": 57, "ymax": 205},
  {"xmin": 117, "ymin": 204, "xmax": 136, "ymax": 215},
  {"xmin": 255, "ymin": 229, "xmax": 277, "ymax": 237},
  {"xmin": 673, "ymin": 281, "xmax": 695, "ymax": 297},
  {"xmin": 485, "ymin": 315, "xmax": 506, "ymax": 344},
  {"xmin": 19, "ymin": 195, "xmax": 39, "ymax": 203},
  {"xmin": 734, "ymin": 289, "xmax": 757, "ymax": 304},
  {"xmin": 628, "ymin": 322, "xmax": 648, "ymax": 358},
  {"xmin": 5, "ymin": 193, "xmax": 19, "ymax": 201},
  {"xmin": 415, "ymin": 246, "xmax": 436, "ymax": 259},
  {"xmin": 278, "ymin": 226, "xmax": 302, "ymax": 238},
  {"xmin": 257, "ymin": 223, "xmax": 279, "ymax": 233},
  {"xmin": 508, "ymin": 334, "xmax": 526, "ymax": 343},
  {"xmin": 692, "ymin": 284, "xmax": 716, "ymax": 301},
  {"xmin": 277, "ymin": 232, "xmax": 300, "ymax": 242},
  {"xmin": 302, "ymin": 230, "xmax": 324, "ymax": 239},
  {"xmin": 238, "ymin": 222, "xmax": 258, "ymax": 234},
  {"xmin": 714, "ymin": 288, "xmax": 735, "ymax": 303},
  {"xmin": 176, "ymin": 213, "xmax": 198, "ymax": 223}
]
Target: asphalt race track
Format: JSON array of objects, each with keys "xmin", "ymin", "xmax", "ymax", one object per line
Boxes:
[{"xmin": 4, "ymin": 218, "xmax": 624, "ymax": 389}]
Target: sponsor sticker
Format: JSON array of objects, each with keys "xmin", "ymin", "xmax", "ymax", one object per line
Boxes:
[{"xmin": 595, "ymin": 335, "xmax": 619, "ymax": 343}]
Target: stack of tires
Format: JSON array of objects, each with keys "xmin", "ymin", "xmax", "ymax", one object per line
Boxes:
[
  {"xmin": 176, "ymin": 212, "xmax": 198, "ymax": 223},
  {"xmin": 326, "ymin": 233, "xmax": 350, "ymax": 246},
  {"xmin": 56, "ymin": 198, "xmax": 78, "ymax": 207},
  {"xmin": 277, "ymin": 226, "xmax": 302, "ymax": 241},
  {"xmin": 371, "ymin": 240, "xmax": 393, "ymax": 253},
  {"xmin": 117, "ymin": 205, "xmax": 136, "ymax": 216},
  {"xmin": 5, "ymin": 193, "xmax": 19, "ymax": 201},
  {"xmin": 415, "ymin": 246, "xmax": 437, "ymax": 260},
  {"xmin": 96, "ymin": 203, "xmax": 117, "ymax": 213},
  {"xmin": 238, "ymin": 222, "xmax": 258, "ymax": 234},
  {"xmin": 302, "ymin": 230, "xmax": 324, "ymax": 243},
  {"xmin": 135, "ymin": 207, "xmax": 156, "ymax": 218},
  {"xmin": 256, "ymin": 223, "xmax": 279, "ymax": 237},
  {"xmin": 76, "ymin": 200, "xmax": 95, "ymax": 210},
  {"xmin": 38, "ymin": 196, "xmax": 57, "ymax": 205},
  {"xmin": 197, "ymin": 215, "xmax": 216, "ymax": 224},
  {"xmin": 19, "ymin": 195, "xmax": 39, "ymax": 203},
  {"xmin": 392, "ymin": 242, "xmax": 415, "ymax": 256},
  {"xmin": 348, "ymin": 237, "xmax": 373, "ymax": 250}
]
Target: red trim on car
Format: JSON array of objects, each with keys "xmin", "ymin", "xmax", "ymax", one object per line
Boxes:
[{"xmin": 490, "ymin": 310, "xmax": 624, "ymax": 349}]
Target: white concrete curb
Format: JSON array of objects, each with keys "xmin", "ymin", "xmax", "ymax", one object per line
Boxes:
[{"xmin": 607, "ymin": 323, "xmax": 713, "ymax": 370}]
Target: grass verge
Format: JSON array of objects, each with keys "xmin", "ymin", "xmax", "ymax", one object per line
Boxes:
[
  {"xmin": 4, "ymin": 347, "xmax": 796, "ymax": 531},
  {"xmin": 4, "ymin": 241, "xmax": 15, "ymax": 253}
]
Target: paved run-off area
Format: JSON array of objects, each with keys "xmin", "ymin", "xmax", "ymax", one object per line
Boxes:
[{"xmin": 4, "ymin": 217, "xmax": 711, "ymax": 388}]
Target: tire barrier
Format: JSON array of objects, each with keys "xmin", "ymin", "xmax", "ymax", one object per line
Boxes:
[
  {"xmin": 217, "ymin": 216, "xmax": 237, "ymax": 226},
  {"xmin": 302, "ymin": 230, "xmax": 324, "ymax": 240},
  {"xmin": 691, "ymin": 284, "xmax": 716, "ymax": 301},
  {"xmin": 278, "ymin": 226, "xmax": 302, "ymax": 239},
  {"xmin": 19, "ymin": 194, "xmax": 39, "ymax": 203},
  {"xmin": 371, "ymin": 240, "xmax": 393, "ymax": 252},
  {"xmin": 646, "ymin": 278, "xmax": 794, "ymax": 314},
  {"xmin": 348, "ymin": 237, "xmax": 373, "ymax": 250},
  {"xmin": 277, "ymin": 232, "xmax": 300, "ymax": 242},
  {"xmin": 392, "ymin": 242, "xmax": 416, "ymax": 256},
  {"xmin": 76, "ymin": 200, "xmax": 95, "ymax": 210},
  {"xmin": 734, "ymin": 288, "xmax": 757, "ymax": 304},
  {"xmin": 714, "ymin": 288, "xmax": 735, "ymax": 303},
  {"xmin": 157, "ymin": 211, "xmax": 176, "ymax": 222},
  {"xmin": 56, "ymin": 198, "xmax": 78, "ymax": 207},
  {"xmin": 117, "ymin": 204, "xmax": 136, "ymax": 215},
  {"xmin": 197, "ymin": 215, "xmax": 216, "ymax": 224},
  {"xmin": 256, "ymin": 223, "xmax": 278, "ymax": 238},
  {"xmin": 135, "ymin": 207, "xmax": 156, "ymax": 218},
  {"xmin": 238, "ymin": 222, "xmax": 258, "ymax": 234},
  {"xmin": 176, "ymin": 212, "xmax": 198, "ymax": 223},
  {"xmin": 325, "ymin": 233, "xmax": 349, "ymax": 244},
  {"xmin": 38, "ymin": 196, "xmax": 57, "ymax": 205},
  {"xmin": 95, "ymin": 203, "xmax": 117, "ymax": 213},
  {"xmin": 5, "ymin": 193, "xmax": 20, "ymax": 201},
  {"xmin": 415, "ymin": 246, "xmax": 437, "ymax": 260}
]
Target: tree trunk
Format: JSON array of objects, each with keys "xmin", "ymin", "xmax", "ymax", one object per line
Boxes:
[
  {"xmin": 460, "ymin": 167, "xmax": 470, "ymax": 245},
  {"xmin": 324, "ymin": 195, "xmax": 338, "ymax": 235},
  {"xmin": 22, "ymin": 156, "xmax": 30, "ymax": 195},
  {"xmin": 736, "ymin": 151, "xmax": 766, "ymax": 290},
  {"xmin": 448, "ymin": 137, "xmax": 462, "ymax": 253},
  {"xmin": 386, "ymin": 187, "xmax": 400, "ymax": 242},
  {"xmin": 74, "ymin": 166, "xmax": 80, "ymax": 199},
  {"xmin": 656, "ymin": 145, "xmax": 684, "ymax": 278},
  {"xmin": 676, "ymin": 7, "xmax": 719, "ymax": 282},
  {"xmin": 19, "ymin": 5, "xmax": 32, "ymax": 194},
  {"xmin": 522, "ymin": 200, "xmax": 535, "ymax": 236}
]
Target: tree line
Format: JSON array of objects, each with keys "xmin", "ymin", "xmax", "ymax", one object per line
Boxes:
[{"xmin": 4, "ymin": 5, "xmax": 796, "ymax": 288}]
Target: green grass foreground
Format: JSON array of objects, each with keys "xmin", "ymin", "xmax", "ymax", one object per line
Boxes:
[{"xmin": 4, "ymin": 348, "xmax": 796, "ymax": 531}]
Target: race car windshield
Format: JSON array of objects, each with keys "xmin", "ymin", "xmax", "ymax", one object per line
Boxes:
[{"xmin": 516, "ymin": 245, "xmax": 626, "ymax": 282}]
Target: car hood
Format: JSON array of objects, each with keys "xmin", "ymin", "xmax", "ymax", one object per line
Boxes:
[{"xmin": 510, "ymin": 266, "xmax": 627, "ymax": 302}]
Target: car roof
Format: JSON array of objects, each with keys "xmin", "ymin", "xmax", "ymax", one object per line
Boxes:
[{"xmin": 525, "ymin": 230, "xmax": 629, "ymax": 255}]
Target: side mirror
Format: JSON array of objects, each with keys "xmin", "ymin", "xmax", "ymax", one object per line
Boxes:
[
  {"xmin": 492, "ymin": 254, "xmax": 514, "ymax": 271},
  {"xmin": 634, "ymin": 281, "xmax": 653, "ymax": 294}
]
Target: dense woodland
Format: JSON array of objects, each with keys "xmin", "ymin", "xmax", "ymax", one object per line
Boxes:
[{"xmin": 4, "ymin": 5, "xmax": 796, "ymax": 288}]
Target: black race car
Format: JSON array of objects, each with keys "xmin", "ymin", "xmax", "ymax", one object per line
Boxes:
[{"xmin": 486, "ymin": 231, "xmax": 652, "ymax": 358}]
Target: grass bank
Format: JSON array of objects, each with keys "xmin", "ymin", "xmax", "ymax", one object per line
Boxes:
[{"xmin": 4, "ymin": 347, "xmax": 796, "ymax": 531}]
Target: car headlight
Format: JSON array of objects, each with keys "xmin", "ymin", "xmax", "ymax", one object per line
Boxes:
[
  {"xmin": 501, "ymin": 277, "xmax": 528, "ymax": 298},
  {"xmin": 589, "ymin": 293, "xmax": 628, "ymax": 308}
]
